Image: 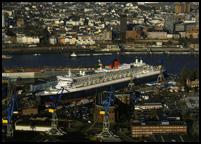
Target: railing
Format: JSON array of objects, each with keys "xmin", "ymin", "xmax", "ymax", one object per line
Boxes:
[{"xmin": 72, "ymin": 66, "xmax": 160, "ymax": 87}]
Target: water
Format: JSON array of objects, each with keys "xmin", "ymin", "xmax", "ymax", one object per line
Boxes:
[
  {"xmin": 2, "ymin": 54, "xmax": 199, "ymax": 74},
  {"xmin": 2, "ymin": 53, "xmax": 199, "ymax": 142}
]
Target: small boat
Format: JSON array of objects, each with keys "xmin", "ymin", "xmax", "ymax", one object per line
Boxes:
[
  {"xmin": 33, "ymin": 53, "xmax": 41, "ymax": 56},
  {"xmin": 70, "ymin": 52, "xmax": 77, "ymax": 57},
  {"xmin": 2, "ymin": 55, "xmax": 12, "ymax": 59}
]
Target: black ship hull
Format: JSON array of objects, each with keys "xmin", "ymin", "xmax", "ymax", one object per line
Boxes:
[{"xmin": 40, "ymin": 73, "xmax": 160, "ymax": 104}]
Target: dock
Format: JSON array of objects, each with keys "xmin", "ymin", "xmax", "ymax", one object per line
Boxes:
[{"xmin": 2, "ymin": 67, "xmax": 95, "ymax": 79}]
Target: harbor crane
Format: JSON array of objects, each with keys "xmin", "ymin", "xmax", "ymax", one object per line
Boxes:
[
  {"xmin": 47, "ymin": 87, "xmax": 66, "ymax": 136},
  {"xmin": 157, "ymin": 59, "xmax": 166, "ymax": 83},
  {"xmin": 156, "ymin": 59, "xmax": 169, "ymax": 91},
  {"xmin": 2, "ymin": 78, "xmax": 18, "ymax": 137},
  {"xmin": 97, "ymin": 87, "xmax": 121, "ymax": 142},
  {"xmin": 128, "ymin": 74, "xmax": 135, "ymax": 91},
  {"xmin": 157, "ymin": 65, "xmax": 165, "ymax": 83},
  {"xmin": 130, "ymin": 91, "xmax": 141, "ymax": 120}
]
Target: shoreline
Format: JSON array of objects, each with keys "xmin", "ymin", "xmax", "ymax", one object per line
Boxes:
[{"xmin": 2, "ymin": 48, "xmax": 199, "ymax": 55}]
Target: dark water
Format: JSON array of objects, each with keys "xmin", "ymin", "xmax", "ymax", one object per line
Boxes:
[
  {"xmin": 2, "ymin": 54, "xmax": 199, "ymax": 74},
  {"xmin": 2, "ymin": 54, "xmax": 199, "ymax": 142}
]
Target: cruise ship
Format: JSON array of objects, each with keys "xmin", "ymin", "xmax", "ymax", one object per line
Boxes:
[{"xmin": 34, "ymin": 59, "xmax": 164, "ymax": 100}]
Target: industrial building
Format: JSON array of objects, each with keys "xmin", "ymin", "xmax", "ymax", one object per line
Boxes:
[
  {"xmin": 175, "ymin": 2, "xmax": 191, "ymax": 14},
  {"xmin": 131, "ymin": 120, "xmax": 187, "ymax": 138},
  {"xmin": 135, "ymin": 103, "xmax": 163, "ymax": 111},
  {"xmin": 115, "ymin": 93, "xmax": 130, "ymax": 105}
]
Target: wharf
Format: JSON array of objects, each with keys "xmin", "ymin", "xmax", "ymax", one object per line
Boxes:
[
  {"xmin": 2, "ymin": 47, "xmax": 95, "ymax": 54},
  {"xmin": 2, "ymin": 67, "xmax": 94, "ymax": 79},
  {"xmin": 2, "ymin": 46, "xmax": 199, "ymax": 55}
]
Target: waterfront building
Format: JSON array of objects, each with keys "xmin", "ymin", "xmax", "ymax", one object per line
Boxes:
[
  {"xmin": 58, "ymin": 36, "xmax": 66, "ymax": 45},
  {"xmin": 180, "ymin": 2, "xmax": 187, "ymax": 13},
  {"xmin": 126, "ymin": 30, "xmax": 140, "ymax": 41},
  {"xmin": 103, "ymin": 31, "xmax": 112, "ymax": 41},
  {"xmin": 164, "ymin": 14, "xmax": 177, "ymax": 34},
  {"xmin": 16, "ymin": 34, "xmax": 40, "ymax": 44},
  {"xmin": 175, "ymin": 3, "xmax": 182, "ymax": 14},
  {"xmin": 175, "ymin": 2, "xmax": 191, "ymax": 14},
  {"xmin": 175, "ymin": 23, "xmax": 185, "ymax": 32},
  {"xmin": 49, "ymin": 36, "xmax": 57, "ymax": 45},
  {"xmin": 146, "ymin": 32, "xmax": 167, "ymax": 39},
  {"xmin": 186, "ymin": 2, "xmax": 191, "ymax": 13}
]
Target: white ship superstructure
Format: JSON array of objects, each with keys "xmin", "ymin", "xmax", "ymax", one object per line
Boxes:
[{"xmin": 35, "ymin": 59, "xmax": 162, "ymax": 97}]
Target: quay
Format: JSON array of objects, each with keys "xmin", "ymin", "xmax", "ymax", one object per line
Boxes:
[
  {"xmin": 2, "ymin": 46, "xmax": 199, "ymax": 55},
  {"xmin": 2, "ymin": 67, "xmax": 95, "ymax": 79}
]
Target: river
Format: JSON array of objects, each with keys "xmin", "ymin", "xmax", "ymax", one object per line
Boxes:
[{"xmin": 2, "ymin": 54, "xmax": 199, "ymax": 75}]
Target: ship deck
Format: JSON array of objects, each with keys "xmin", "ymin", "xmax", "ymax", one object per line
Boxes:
[{"xmin": 72, "ymin": 65, "xmax": 160, "ymax": 89}]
